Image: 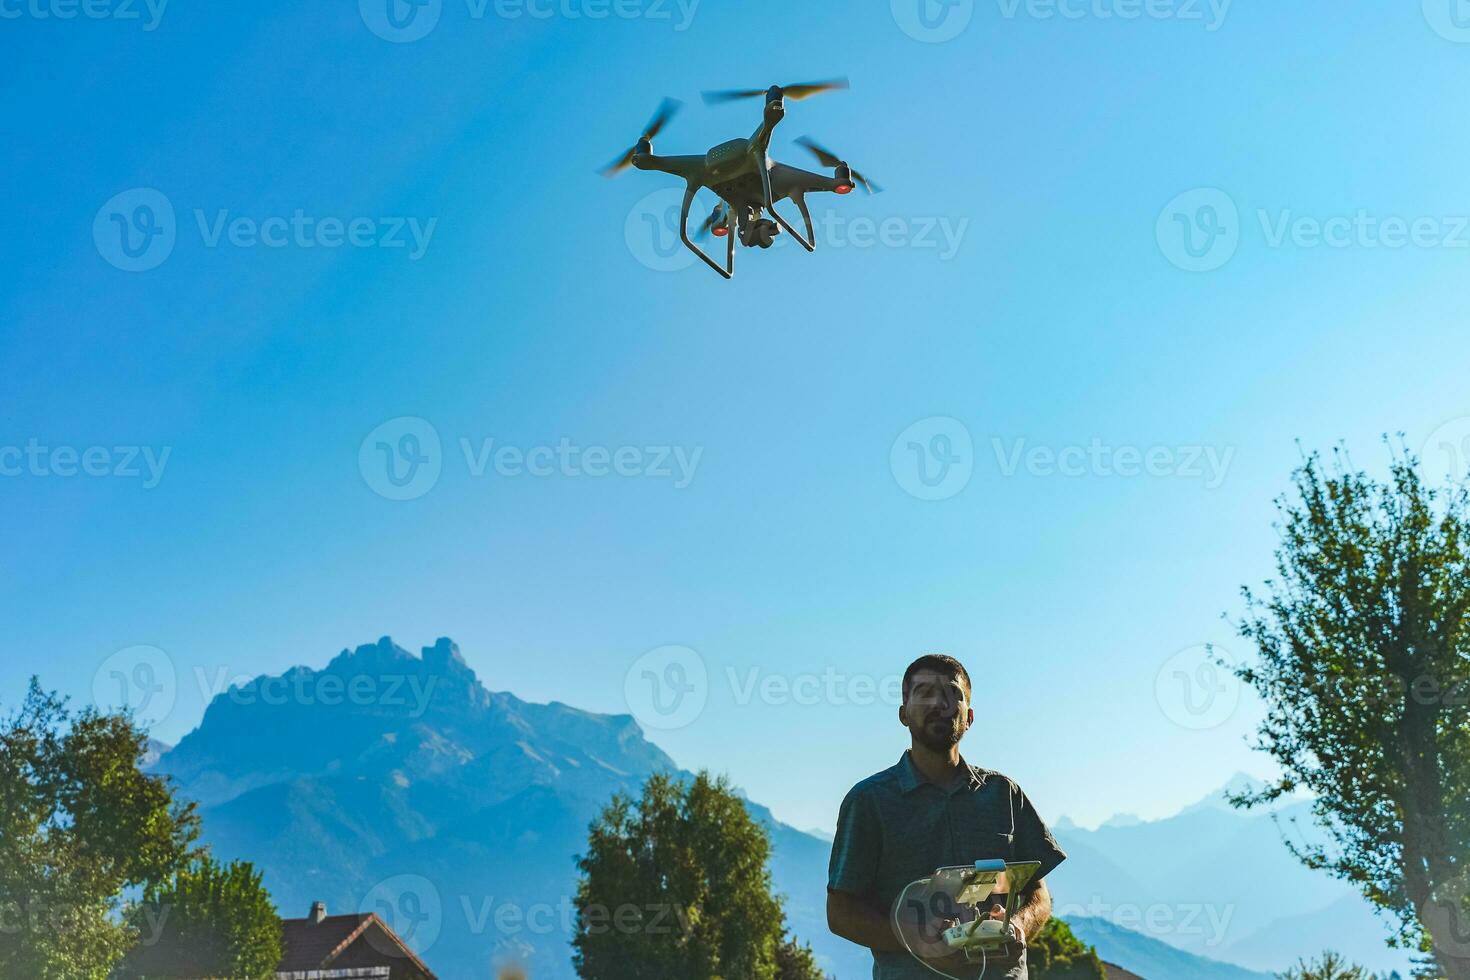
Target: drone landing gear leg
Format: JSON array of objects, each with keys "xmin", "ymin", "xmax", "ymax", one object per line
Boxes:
[
  {"xmin": 792, "ymin": 193, "xmax": 816, "ymax": 246},
  {"xmin": 760, "ymin": 166, "xmax": 815, "ymax": 252},
  {"xmin": 678, "ymin": 184, "xmax": 734, "ymax": 280}
]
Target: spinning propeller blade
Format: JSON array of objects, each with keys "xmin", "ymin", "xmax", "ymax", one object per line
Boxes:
[
  {"xmin": 796, "ymin": 135, "xmax": 883, "ymax": 194},
  {"xmin": 701, "ymin": 78, "xmax": 849, "ymax": 105},
  {"xmin": 599, "ymin": 97, "xmax": 683, "ymax": 177}
]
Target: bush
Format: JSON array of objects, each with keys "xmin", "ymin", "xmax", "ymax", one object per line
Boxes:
[{"xmin": 1028, "ymin": 918, "xmax": 1108, "ymax": 980}]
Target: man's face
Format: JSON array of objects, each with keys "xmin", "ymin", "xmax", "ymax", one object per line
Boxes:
[{"xmin": 901, "ymin": 669, "xmax": 973, "ymax": 751}]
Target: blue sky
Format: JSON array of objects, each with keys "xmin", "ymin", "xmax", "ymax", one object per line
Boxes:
[{"xmin": 4, "ymin": 0, "xmax": 1470, "ymax": 834}]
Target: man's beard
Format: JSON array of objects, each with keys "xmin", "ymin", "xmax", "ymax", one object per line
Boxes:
[{"xmin": 913, "ymin": 714, "xmax": 967, "ymax": 752}]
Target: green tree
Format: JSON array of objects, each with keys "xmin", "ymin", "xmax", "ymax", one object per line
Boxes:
[
  {"xmin": 573, "ymin": 771, "xmax": 825, "ymax": 980},
  {"xmin": 0, "ymin": 681, "xmax": 199, "ymax": 980},
  {"xmin": 1278, "ymin": 950, "xmax": 1389, "ymax": 980},
  {"xmin": 775, "ymin": 934, "xmax": 830, "ymax": 980},
  {"xmin": 115, "ymin": 855, "xmax": 284, "ymax": 979},
  {"xmin": 1026, "ymin": 918, "xmax": 1107, "ymax": 980},
  {"xmin": 1231, "ymin": 447, "xmax": 1470, "ymax": 980}
]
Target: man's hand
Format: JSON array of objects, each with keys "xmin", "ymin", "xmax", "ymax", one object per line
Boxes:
[{"xmin": 988, "ymin": 904, "xmax": 1027, "ymax": 947}]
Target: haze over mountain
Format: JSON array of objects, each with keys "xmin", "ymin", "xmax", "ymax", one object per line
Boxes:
[
  {"xmin": 151, "ymin": 637, "xmax": 1408, "ymax": 979},
  {"xmin": 1047, "ymin": 778, "xmax": 1412, "ymax": 977},
  {"xmin": 1066, "ymin": 917, "xmax": 1273, "ymax": 980}
]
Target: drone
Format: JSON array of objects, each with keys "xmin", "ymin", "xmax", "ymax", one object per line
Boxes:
[{"xmin": 601, "ymin": 78, "xmax": 881, "ymax": 279}]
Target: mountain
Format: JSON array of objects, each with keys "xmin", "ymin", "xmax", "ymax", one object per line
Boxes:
[
  {"xmin": 154, "ymin": 637, "xmax": 868, "ymax": 980},
  {"xmin": 1048, "ymin": 780, "xmax": 1414, "ymax": 978},
  {"xmin": 1218, "ymin": 895, "xmax": 1407, "ymax": 974},
  {"xmin": 1067, "ymin": 917, "xmax": 1275, "ymax": 980}
]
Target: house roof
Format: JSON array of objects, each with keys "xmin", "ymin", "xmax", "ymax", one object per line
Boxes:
[
  {"xmin": 1104, "ymin": 962, "xmax": 1147, "ymax": 980},
  {"xmin": 279, "ymin": 910, "xmax": 437, "ymax": 979}
]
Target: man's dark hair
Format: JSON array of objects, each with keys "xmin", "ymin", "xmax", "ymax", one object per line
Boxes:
[{"xmin": 902, "ymin": 654, "xmax": 972, "ymax": 702}]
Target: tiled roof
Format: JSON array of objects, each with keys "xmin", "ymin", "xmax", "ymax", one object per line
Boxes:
[
  {"xmin": 1104, "ymin": 962, "xmax": 1147, "ymax": 980},
  {"xmin": 280, "ymin": 914, "xmax": 371, "ymax": 970},
  {"xmin": 278, "ymin": 910, "xmax": 437, "ymax": 979}
]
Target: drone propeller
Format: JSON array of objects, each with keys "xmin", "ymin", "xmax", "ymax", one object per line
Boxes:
[
  {"xmin": 701, "ymin": 78, "xmax": 849, "ymax": 105},
  {"xmin": 695, "ymin": 203, "xmax": 730, "ymax": 241},
  {"xmin": 599, "ymin": 97, "xmax": 683, "ymax": 177},
  {"xmin": 796, "ymin": 135, "xmax": 883, "ymax": 194}
]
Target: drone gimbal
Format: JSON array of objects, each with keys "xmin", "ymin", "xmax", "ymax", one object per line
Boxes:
[{"xmin": 601, "ymin": 80, "xmax": 881, "ymax": 279}]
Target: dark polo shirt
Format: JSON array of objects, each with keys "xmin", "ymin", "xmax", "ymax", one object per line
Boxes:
[{"xmin": 828, "ymin": 752, "xmax": 1067, "ymax": 980}]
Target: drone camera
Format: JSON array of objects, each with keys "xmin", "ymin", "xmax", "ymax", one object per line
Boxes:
[{"xmin": 740, "ymin": 217, "xmax": 781, "ymax": 249}]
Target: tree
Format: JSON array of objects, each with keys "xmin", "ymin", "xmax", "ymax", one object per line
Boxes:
[
  {"xmin": 775, "ymin": 935, "xmax": 830, "ymax": 980},
  {"xmin": 573, "ymin": 771, "xmax": 827, "ymax": 980},
  {"xmin": 1026, "ymin": 918, "xmax": 1107, "ymax": 980},
  {"xmin": 1231, "ymin": 446, "xmax": 1470, "ymax": 980},
  {"xmin": 114, "ymin": 855, "xmax": 284, "ymax": 979},
  {"xmin": 0, "ymin": 681, "xmax": 199, "ymax": 980},
  {"xmin": 1279, "ymin": 950, "xmax": 1396, "ymax": 980}
]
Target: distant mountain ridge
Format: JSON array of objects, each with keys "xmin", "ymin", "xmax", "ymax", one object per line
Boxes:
[{"xmin": 154, "ymin": 637, "xmax": 860, "ymax": 979}]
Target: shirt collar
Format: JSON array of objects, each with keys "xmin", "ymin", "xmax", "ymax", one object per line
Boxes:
[{"xmin": 898, "ymin": 750, "xmax": 984, "ymax": 795}]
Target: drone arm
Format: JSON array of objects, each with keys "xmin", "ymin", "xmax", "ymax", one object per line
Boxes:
[
  {"xmin": 677, "ymin": 183, "xmax": 734, "ymax": 280},
  {"xmin": 632, "ymin": 153, "xmax": 708, "ymax": 181}
]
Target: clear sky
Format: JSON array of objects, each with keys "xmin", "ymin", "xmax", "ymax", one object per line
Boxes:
[{"xmin": 5, "ymin": 0, "xmax": 1470, "ymax": 835}]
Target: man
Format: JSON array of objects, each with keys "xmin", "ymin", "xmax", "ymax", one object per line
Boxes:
[{"xmin": 827, "ymin": 655, "xmax": 1067, "ymax": 979}]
